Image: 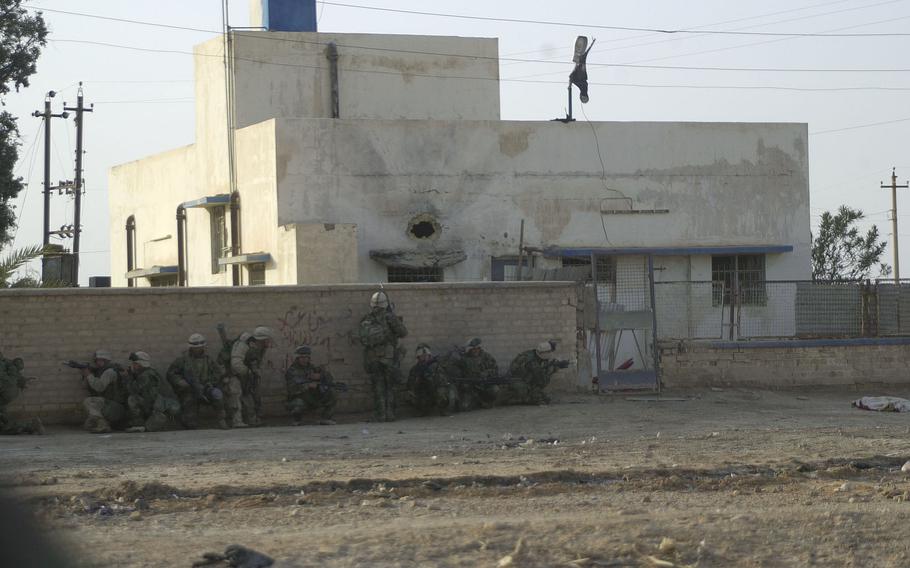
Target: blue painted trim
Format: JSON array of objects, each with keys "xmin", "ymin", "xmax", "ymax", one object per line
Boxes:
[
  {"xmin": 181, "ymin": 194, "xmax": 231, "ymax": 209},
  {"xmin": 707, "ymin": 337, "xmax": 910, "ymax": 349},
  {"xmin": 545, "ymin": 245, "xmax": 793, "ymax": 257}
]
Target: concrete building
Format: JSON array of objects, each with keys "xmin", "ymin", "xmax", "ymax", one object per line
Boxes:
[{"xmin": 109, "ymin": 3, "xmax": 810, "ymax": 292}]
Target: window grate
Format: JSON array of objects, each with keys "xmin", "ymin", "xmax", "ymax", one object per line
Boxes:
[
  {"xmin": 712, "ymin": 254, "xmax": 766, "ymax": 306},
  {"xmin": 387, "ymin": 266, "xmax": 443, "ymax": 283}
]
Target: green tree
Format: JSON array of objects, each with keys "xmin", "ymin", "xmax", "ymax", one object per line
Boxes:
[
  {"xmin": 812, "ymin": 205, "xmax": 891, "ymax": 281},
  {"xmin": 0, "ymin": 1, "xmax": 48, "ymax": 246},
  {"xmin": 0, "ymin": 243, "xmax": 42, "ymax": 286}
]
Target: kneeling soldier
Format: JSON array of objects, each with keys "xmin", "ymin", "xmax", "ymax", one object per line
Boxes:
[
  {"xmin": 77, "ymin": 350, "xmax": 128, "ymax": 433},
  {"xmin": 126, "ymin": 351, "xmax": 180, "ymax": 433},
  {"xmin": 167, "ymin": 333, "xmax": 228, "ymax": 430},
  {"xmin": 0, "ymin": 356, "xmax": 43, "ymax": 435},
  {"xmin": 285, "ymin": 345, "xmax": 338, "ymax": 426},
  {"xmin": 406, "ymin": 344, "xmax": 456, "ymax": 416}
]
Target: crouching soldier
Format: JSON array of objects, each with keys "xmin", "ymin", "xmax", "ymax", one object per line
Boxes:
[
  {"xmin": 285, "ymin": 345, "xmax": 338, "ymax": 426},
  {"xmin": 0, "ymin": 356, "xmax": 44, "ymax": 435},
  {"xmin": 125, "ymin": 351, "xmax": 180, "ymax": 433},
  {"xmin": 77, "ymin": 350, "xmax": 128, "ymax": 433},
  {"xmin": 459, "ymin": 337, "xmax": 500, "ymax": 410},
  {"xmin": 406, "ymin": 343, "xmax": 456, "ymax": 417},
  {"xmin": 167, "ymin": 333, "xmax": 228, "ymax": 430},
  {"xmin": 505, "ymin": 341, "xmax": 570, "ymax": 405},
  {"xmin": 227, "ymin": 326, "xmax": 273, "ymax": 427}
]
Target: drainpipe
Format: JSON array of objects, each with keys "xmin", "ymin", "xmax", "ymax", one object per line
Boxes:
[
  {"xmin": 125, "ymin": 216, "xmax": 135, "ymax": 288},
  {"xmin": 176, "ymin": 206, "xmax": 187, "ymax": 287},
  {"xmin": 326, "ymin": 41, "xmax": 339, "ymax": 118},
  {"xmin": 230, "ymin": 191, "xmax": 240, "ymax": 286}
]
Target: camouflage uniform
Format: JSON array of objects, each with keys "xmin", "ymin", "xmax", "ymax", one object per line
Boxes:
[
  {"xmin": 80, "ymin": 355, "xmax": 128, "ymax": 433},
  {"xmin": 125, "ymin": 353, "xmax": 180, "ymax": 432},
  {"xmin": 506, "ymin": 348, "xmax": 561, "ymax": 405},
  {"xmin": 458, "ymin": 341, "xmax": 500, "ymax": 410},
  {"xmin": 0, "ymin": 357, "xmax": 42, "ymax": 435},
  {"xmin": 285, "ymin": 357, "xmax": 337, "ymax": 424},
  {"xmin": 166, "ymin": 349, "xmax": 227, "ymax": 429},
  {"xmin": 228, "ymin": 329, "xmax": 272, "ymax": 426},
  {"xmin": 359, "ymin": 295, "xmax": 408, "ymax": 422},
  {"xmin": 406, "ymin": 352, "xmax": 456, "ymax": 416}
]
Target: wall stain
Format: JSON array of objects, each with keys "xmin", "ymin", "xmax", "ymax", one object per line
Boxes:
[{"xmin": 499, "ymin": 129, "xmax": 530, "ymax": 158}]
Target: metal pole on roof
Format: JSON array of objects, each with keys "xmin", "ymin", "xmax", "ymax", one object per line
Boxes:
[{"xmin": 516, "ymin": 219, "xmax": 525, "ymax": 281}]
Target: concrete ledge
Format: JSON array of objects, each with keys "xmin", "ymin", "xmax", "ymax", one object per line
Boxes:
[{"xmin": 704, "ymin": 337, "xmax": 910, "ymax": 349}]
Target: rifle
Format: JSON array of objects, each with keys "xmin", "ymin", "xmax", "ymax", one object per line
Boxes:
[
  {"xmin": 450, "ymin": 376, "xmax": 516, "ymax": 386},
  {"xmin": 216, "ymin": 322, "xmax": 230, "ymax": 350},
  {"xmin": 548, "ymin": 359, "xmax": 571, "ymax": 370},
  {"xmin": 183, "ymin": 363, "xmax": 210, "ymax": 403},
  {"xmin": 62, "ymin": 360, "xmax": 91, "ymax": 370},
  {"xmin": 293, "ymin": 372, "xmax": 349, "ymax": 394}
]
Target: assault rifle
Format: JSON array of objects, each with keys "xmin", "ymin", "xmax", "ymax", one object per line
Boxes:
[
  {"xmin": 61, "ymin": 360, "xmax": 92, "ymax": 370},
  {"xmin": 450, "ymin": 376, "xmax": 516, "ymax": 386},
  {"xmin": 183, "ymin": 364, "xmax": 210, "ymax": 403},
  {"xmin": 547, "ymin": 359, "xmax": 571, "ymax": 371},
  {"xmin": 294, "ymin": 375, "xmax": 349, "ymax": 394}
]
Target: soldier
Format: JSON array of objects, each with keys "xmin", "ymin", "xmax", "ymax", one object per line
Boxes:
[
  {"xmin": 0, "ymin": 356, "xmax": 44, "ymax": 435},
  {"xmin": 458, "ymin": 337, "xmax": 500, "ymax": 410},
  {"xmin": 358, "ymin": 290, "xmax": 408, "ymax": 422},
  {"xmin": 166, "ymin": 333, "xmax": 228, "ymax": 430},
  {"xmin": 285, "ymin": 345, "xmax": 338, "ymax": 426},
  {"xmin": 125, "ymin": 351, "xmax": 180, "ymax": 433},
  {"xmin": 506, "ymin": 341, "xmax": 570, "ymax": 405},
  {"xmin": 228, "ymin": 326, "xmax": 273, "ymax": 427},
  {"xmin": 78, "ymin": 350, "xmax": 128, "ymax": 434},
  {"xmin": 406, "ymin": 343, "xmax": 456, "ymax": 416}
]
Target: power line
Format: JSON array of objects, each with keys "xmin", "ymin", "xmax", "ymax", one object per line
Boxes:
[
  {"xmin": 23, "ymin": 5, "xmax": 218, "ymax": 34},
  {"xmin": 48, "ymin": 39, "xmax": 910, "ymax": 93},
  {"xmin": 810, "ymin": 117, "xmax": 910, "ymax": 135},
  {"xmin": 38, "ymin": 8, "xmax": 910, "ymax": 74},
  {"xmin": 318, "ymin": 1, "xmax": 910, "ymax": 37}
]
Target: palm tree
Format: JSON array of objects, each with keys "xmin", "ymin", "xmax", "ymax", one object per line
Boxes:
[{"xmin": 0, "ymin": 244, "xmax": 46, "ymax": 287}]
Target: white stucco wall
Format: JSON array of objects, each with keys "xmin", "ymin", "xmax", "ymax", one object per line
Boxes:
[{"xmin": 274, "ymin": 118, "xmax": 810, "ymax": 283}]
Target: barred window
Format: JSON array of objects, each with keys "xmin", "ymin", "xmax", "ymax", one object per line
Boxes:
[
  {"xmin": 561, "ymin": 255, "xmax": 616, "ymax": 284},
  {"xmin": 712, "ymin": 254, "xmax": 766, "ymax": 306},
  {"xmin": 247, "ymin": 263, "xmax": 266, "ymax": 286},
  {"xmin": 388, "ymin": 266, "xmax": 443, "ymax": 283}
]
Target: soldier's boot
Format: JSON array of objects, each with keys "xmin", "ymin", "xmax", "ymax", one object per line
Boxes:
[
  {"xmin": 318, "ymin": 419, "xmax": 337, "ymax": 426},
  {"xmin": 145, "ymin": 411, "xmax": 170, "ymax": 433},
  {"xmin": 30, "ymin": 418, "xmax": 45, "ymax": 435},
  {"xmin": 230, "ymin": 407, "xmax": 248, "ymax": 428},
  {"xmin": 86, "ymin": 416, "xmax": 111, "ymax": 434}
]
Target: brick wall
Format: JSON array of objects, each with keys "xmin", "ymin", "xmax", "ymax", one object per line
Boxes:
[
  {"xmin": 0, "ymin": 282, "xmax": 577, "ymax": 424},
  {"xmin": 660, "ymin": 338, "xmax": 910, "ymax": 388}
]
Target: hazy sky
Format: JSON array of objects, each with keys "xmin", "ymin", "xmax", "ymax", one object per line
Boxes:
[{"xmin": 6, "ymin": 0, "xmax": 910, "ymax": 284}]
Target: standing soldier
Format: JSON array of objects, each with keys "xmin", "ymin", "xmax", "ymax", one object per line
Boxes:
[
  {"xmin": 359, "ymin": 290, "xmax": 408, "ymax": 422},
  {"xmin": 77, "ymin": 350, "xmax": 128, "ymax": 433},
  {"xmin": 506, "ymin": 341, "xmax": 570, "ymax": 405},
  {"xmin": 459, "ymin": 337, "xmax": 500, "ymax": 410},
  {"xmin": 228, "ymin": 326, "xmax": 273, "ymax": 427},
  {"xmin": 0, "ymin": 356, "xmax": 44, "ymax": 435},
  {"xmin": 406, "ymin": 343, "xmax": 456, "ymax": 416},
  {"xmin": 285, "ymin": 345, "xmax": 338, "ymax": 426},
  {"xmin": 125, "ymin": 351, "xmax": 180, "ymax": 433},
  {"xmin": 166, "ymin": 333, "xmax": 228, "ymax": 430}
]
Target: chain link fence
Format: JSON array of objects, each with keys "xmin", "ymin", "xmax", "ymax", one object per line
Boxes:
[{"xmin": 655, "ymin": 279, "xmax": 910, "ymax": 340}]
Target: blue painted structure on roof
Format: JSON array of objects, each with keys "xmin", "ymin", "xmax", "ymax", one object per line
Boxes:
[{"xmin": 259, "ymin": 0, "xmax": 317, "ymax": 32}]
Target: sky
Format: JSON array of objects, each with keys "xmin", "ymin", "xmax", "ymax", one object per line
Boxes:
[{"xmin": 5, "ymin": 0, "xmax": 910, "ymax": 284}]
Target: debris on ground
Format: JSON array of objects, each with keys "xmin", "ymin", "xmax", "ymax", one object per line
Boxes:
[
  {"xmin": 852, "ymin": 396, "xmax": 910, "ymax": 412},
  {"xmin": 192, "ymin": 544, "xmax": 274, "ymax": 568}
]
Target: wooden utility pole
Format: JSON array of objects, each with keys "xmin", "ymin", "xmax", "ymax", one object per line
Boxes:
[
  {"xmin": 64, "ymin": 83, "xmax": 93, "ymax": 285},
  {"xmin": 881, "ymin": 168, "xmax": 909, "ymax": 284}
]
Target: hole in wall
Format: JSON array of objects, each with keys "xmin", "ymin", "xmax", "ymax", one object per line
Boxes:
[{"xmin": 407, "ymin": 214, "xmax": 441, "ymax": 240}]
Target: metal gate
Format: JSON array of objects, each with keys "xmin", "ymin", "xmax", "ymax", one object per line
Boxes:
[{"xmin": 590, "ymin": 254, "xmax": 660, "ymax": 392}]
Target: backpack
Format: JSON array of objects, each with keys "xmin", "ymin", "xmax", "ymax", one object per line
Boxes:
[
  {"xmin": 359, "ymin": 315, "xmax": 390, "ymax": 347},
  {"xmin": 217, "ymin": 333, "xmax": 246, "ymax": 369}
]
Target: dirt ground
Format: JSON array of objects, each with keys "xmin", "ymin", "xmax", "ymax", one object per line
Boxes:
[{"xmin": 5, "ymin": 387, "xmax": 910, "ymax": 567}]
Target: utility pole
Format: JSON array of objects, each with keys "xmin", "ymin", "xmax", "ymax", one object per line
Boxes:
[
  {"xmin": 881, "ymin": 168, "xmax": 909, "ymax": 284},
  {"xmin": 64, "ymin": 83, "xmax": 93, "ymax": 285},
  {"xmin": 32, "ymin": 91, "xmax": 68, "ymax": 246}
]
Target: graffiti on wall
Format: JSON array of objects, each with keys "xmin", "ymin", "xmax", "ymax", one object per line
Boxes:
[{"xmin": 275, "ymin": 305, "xmax": 358, "ymax": 371}]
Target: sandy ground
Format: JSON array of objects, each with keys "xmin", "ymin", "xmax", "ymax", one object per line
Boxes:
[{"xmin": 5, "ymin": 387, "xmax": 910, "ymax": 567}]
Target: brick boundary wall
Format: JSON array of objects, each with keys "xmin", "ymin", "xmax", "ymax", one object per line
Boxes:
[
  {"xmin": 660, "ymin": 338, "xmax": 910, "ymax": 388},
  {"xmin": 0, "ymin": 282, "xmax": 577, "ymax": 424}
]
